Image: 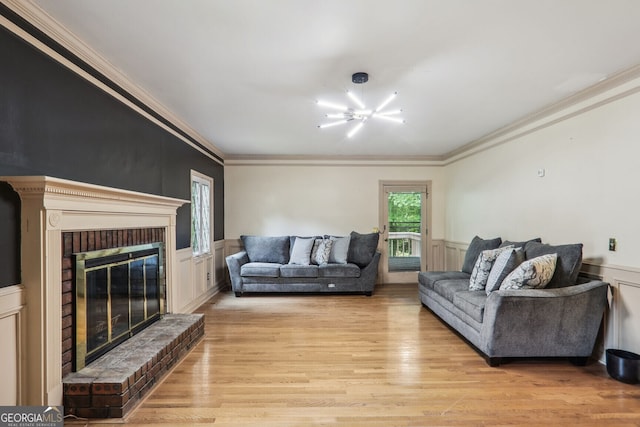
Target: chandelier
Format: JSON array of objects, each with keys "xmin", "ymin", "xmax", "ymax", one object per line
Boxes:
[{"xmin": 317, "ymin": 72, "xmax": 405, "ymax": 138}]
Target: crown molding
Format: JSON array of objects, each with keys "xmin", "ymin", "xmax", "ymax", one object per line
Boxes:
[
  {"xmin": 224, "ymin": 154, "xmax": 445, "ymax": 167},
  {"xmin": 1, "ymin": 0, "xmax": 225, "ymax": 164},
  {"xmin": 442, "ymin": 63, "xmax": 640, "ymax": 165},
  {"xmin": 5, "ymin": 0, "xmax": 640, "ymax": 168}
]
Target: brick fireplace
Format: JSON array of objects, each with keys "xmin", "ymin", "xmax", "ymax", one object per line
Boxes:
[
  {"xmin": 61, "ymin": 228, "xmax": 166, "ymax": 377},
  {"xmin": 1, "ymin": 176, "xmax": 188, "ymax": 406}
]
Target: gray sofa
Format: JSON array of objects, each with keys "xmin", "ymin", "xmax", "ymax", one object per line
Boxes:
[
  {"xmin": 419, "ymin": 236, "xmax": 609, "ymax": 366},
  {"xmin": 226, "ymin": 232, "xmax": 380, "ymax": 296}
]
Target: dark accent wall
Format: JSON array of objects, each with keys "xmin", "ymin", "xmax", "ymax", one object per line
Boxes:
[{"xmin": 0, "ymin": 15, "xmax": 224, "ymax": 287}]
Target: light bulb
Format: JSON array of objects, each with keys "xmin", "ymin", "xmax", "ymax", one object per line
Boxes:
[
  {"xmin": 346, "ymin": 91, "xmax": 366, "ymax": 109},
  {"xmin": 375, "ymin": 92, "xmax": 397, "ymax": 112},
  {"xmin": 373, "ymin": 114, "xmax": 404, "ymax": 124},
  {"xmin": 318, "ymin": 120, "xmax": 348, "ymax": 129},
  {"xmin": 317, "ymin": 100, "xmax": 349, "ymax": 111},
  {"xmin": 347, "ymin": 122, "xmax": 364, "ymax": 138}
]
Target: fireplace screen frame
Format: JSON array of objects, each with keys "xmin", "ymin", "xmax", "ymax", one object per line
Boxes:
[{"xmin": 74, "ymin": 242, "xmax": 165, "ymax": 370}]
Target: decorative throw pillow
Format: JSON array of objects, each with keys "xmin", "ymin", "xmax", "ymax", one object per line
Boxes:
[
  {"xmin": 288, "ymin": 237, "xmax": 315, "ymax": 265},
  {"xmin": 312, "ymin": 239, "xmax": 333, "ymax": 265},
  {"xmin": 461, "ymin": 236, "xmax": 503, "ymax": 274},
  {"xmin": 347, "ymin": 231, "xmax": 379, "ymax": 267},
  {"xmin": 328, "ymin": 235, "xmax": 351, "ymax": 264},
  {"xmin": 241, "ymin": 235, "xmax": 290, "ymax": 264},
  {"xmin": 500, "ymin": 253, "xmax": 558, "ymax": 290},
  {"xmin": 485, "ymin": 248, "xmax": 524, "ymax": 294},
  {"xmin": 310, "ymin": 239, "xmax": 322, "ymax": 264},
  {"xmin": 469, "ymin": 246, "xmax": 513, "ymax": 291},
  {"xmin": 524, "ymin": 241, "xmax": 583, "ymax": 288}
]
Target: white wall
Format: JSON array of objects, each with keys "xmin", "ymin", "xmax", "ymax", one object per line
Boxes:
[
  {"xmin": 444, "ymin": 78, "xmax": 640, "ymax": 268},
  {"xmin": 224, "ymin": 164, "xmax": 446, "ymax": 240}
]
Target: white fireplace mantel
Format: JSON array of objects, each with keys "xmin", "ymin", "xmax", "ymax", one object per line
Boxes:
[{"xmin": 1, "ymin": 176, "xmax": 188, "ymax": 405}]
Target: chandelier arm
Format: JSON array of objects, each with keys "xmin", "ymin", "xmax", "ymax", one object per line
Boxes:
[{"xmin": 318, "ymin": 120, "xmax": 350, "ymax": 129}]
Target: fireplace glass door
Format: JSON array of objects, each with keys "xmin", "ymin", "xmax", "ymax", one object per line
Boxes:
[{"xmin": 75, "ymin": 243, "xmax": 164, "ymax": 369}]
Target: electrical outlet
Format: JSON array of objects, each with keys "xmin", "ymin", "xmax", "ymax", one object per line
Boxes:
[{"xmin": 609, "ymin": 238, "xmax": 616, "ymax": 251}]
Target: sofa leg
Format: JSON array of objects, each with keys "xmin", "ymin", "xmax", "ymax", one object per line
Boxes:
[
  {"xmin": 569, "ymin": 356, "xmax": 589, "ymax": 366},
  {"xmin": 364, "ymin": 291, "xmax": 372, "ymax": 297},
  {"xmin": 234, "ymin": 292, "xmax": 242, "ymax": 297},
  {"xmin": 487, "ymin": 357, "xmax": 501, "ymax": 367}
]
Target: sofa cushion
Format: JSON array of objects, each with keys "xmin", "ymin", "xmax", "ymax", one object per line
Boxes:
[
  {"xmin": 241, "ymin": 235, "xmax": 290, "ymax": 264},
  {"xmin": 500, "ymin": 253, "xmax": 557, "ymax": 290},
  {"xmin": 347, "ymin": 231, "xmax": 379, "ymax": 268},
  {"xmin": 318, "ymin": 263, "xmax": 361, "ymax": 278},
  {"xmin": 289, "ymin": 237, "xmax": 315, "ymax": 265},
  {"xmin": 432, "ymin": 279, "xmax": 470, "ymax": 303},
  {"xmin": 328, "ymin": 235, "xmax": 351, "ymax": 264},
  {"xmin": 311, "ymin": 238, "xmax": 333, "ymax": 265},
  {"xmin": 453, "ymin": 290, "xmax": 487, "ymax": 324},
  {"xmin": 524, "ymin": 241, "xmax": 583, "ymax": 288},
  {"xmin": 418, "ymin": 271, "xmax": 472, "ymax": 291},
  {"xmin": 240, "ymin": 262, "xmax": 281, "ymax": 278},
  {"xmin": 461, "ymin": 236, "xmax": 502, "ymax": 274},
  {"xmin": 280, "ymin": 264, "xmax": 319, "ymax": 278},
  {"xmin": 469, "ymin": 246, "xmax": 513, "ymax": 291},
  {"xmin": 485, "ymin": 248, "xmax": 524, "ymax": 294}
]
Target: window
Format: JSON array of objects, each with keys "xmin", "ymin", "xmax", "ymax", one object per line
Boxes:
[{"xmin": 191, "ymin": 172, "xmax": 212, "ymax": 256}]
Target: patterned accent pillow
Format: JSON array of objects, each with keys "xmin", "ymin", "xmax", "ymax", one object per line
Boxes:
[
  {"xmin": 485, "ymin": 248, "xmax": 524, "ymax": 294},
  {"xmin": 469, "ymin": 246, "xmax": 513, "ymax": 291},
  {"xmin": 500, "ymin": 253, "xmax": 558, "ymax": 290},
  {"xmin": 312, "ymin": 239, "xmax": 333, "ymax": 265}
]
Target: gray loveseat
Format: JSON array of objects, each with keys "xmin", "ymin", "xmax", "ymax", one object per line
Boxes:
[
  {"xmin": 226, "ymin": 232, "xmax": 380, "ymax": 296},
  {"xmin": 419, "ymin": 236, "xmax": 608, "ymax": 366}
]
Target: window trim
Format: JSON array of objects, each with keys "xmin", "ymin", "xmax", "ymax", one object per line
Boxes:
[{"xmin": 190, "ymin": 170, "xmax": 213, "ymax": 257}]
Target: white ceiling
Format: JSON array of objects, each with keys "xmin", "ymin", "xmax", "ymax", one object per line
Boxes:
[{"xmin": 30, "ymin": 0, "xmax": 640, "ymax": 159}]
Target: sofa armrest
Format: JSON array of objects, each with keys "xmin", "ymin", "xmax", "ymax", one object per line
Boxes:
[
  {"xmin": 359, "ymin": 252, "xmax": 381, "ymax": 292},
  {"xmin": 225, "ymin": 251, "xmax": 249, "ymax": 293},
  {"xmin": 480, "ymin": 280, "xmax": 609, "ymax": 357}
]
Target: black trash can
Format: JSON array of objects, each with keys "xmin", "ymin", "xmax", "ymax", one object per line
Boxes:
[{"xmin": 606, "ymin": 349, "xmax": 640, "ymax": 384}]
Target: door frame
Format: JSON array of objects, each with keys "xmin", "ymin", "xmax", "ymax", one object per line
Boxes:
[{"xmin": 378, "ymin": 180, "xmax": 432, "ymax": 284}]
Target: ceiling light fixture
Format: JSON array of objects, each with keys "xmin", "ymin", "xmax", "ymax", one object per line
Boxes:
[{"xmin": 317, "ymin": 72, "xmax": 405, "ymax": 138}]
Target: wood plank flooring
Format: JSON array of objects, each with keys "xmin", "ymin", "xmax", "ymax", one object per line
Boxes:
[{"xmin": 68, "ymin": 283, "xmax": 640, "ymax": 426}]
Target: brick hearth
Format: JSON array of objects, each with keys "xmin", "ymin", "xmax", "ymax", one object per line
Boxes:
[
  {"xmin": 63, "ymin": 313, "xmax": 204, "ymax": 418},
  {"xmin": 61, "ymin": 228, "xmax": 166, "ymax": 378}
]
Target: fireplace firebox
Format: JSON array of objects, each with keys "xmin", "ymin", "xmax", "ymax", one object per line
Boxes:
[{"xmin": 74, "ymin": 242, "xmax": 165, "ymax": 370}]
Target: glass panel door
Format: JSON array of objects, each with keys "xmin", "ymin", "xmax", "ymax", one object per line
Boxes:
[
  {"xmin": 379, "ymin": 182, "xmax": 431, "ymax": 283},
  {"xmin": 387, "ymin": 191, "xmax": 422, "ymax": 273}
]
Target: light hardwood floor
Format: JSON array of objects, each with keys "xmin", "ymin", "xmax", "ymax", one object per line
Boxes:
[{"xmin": 70, "ymin": 283, "xmax": 640, "ymax": 426}]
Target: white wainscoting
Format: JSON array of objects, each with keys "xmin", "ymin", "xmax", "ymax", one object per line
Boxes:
[
  {"xmin": 444, "ymin": 240, "xmax": 640, "ymax": 364},
  {"xmin": 0, "ymin": 285, "xmax": 25, "ymax": 405},
  {"xmin": 174, "ymin": 240, "xmax": 227, "ymax": 314},
  {"xmin": 443, "ymin": 241, "xmax": 468, "ymax": 271},
  {"xmin": 430, "ymin": 239, "xmax": 445, "ymax": 271},
  {"xmin": 581, "ymin": 262, "xmax": 640, "ymax": 361}
]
